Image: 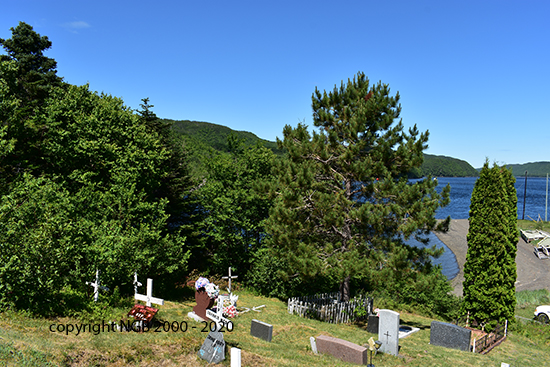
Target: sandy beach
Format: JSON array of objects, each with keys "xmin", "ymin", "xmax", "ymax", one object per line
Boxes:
[{"xmin": 434, "ymin": 219, "xmax": 550, "ymax": 296}]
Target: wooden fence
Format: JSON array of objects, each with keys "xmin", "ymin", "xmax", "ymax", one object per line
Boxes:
[{"xmin": 287, "ymin": 292, "xmax": 372, "ymax": 324}]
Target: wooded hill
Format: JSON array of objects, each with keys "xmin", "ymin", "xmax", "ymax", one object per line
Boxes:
[
  {"xmin": 168, "ymin": 119, "xmax": 479, "ymax": 178},
  {"xmin": 504, "ymin": 161, "xmax": 550, "ymax": 177}
]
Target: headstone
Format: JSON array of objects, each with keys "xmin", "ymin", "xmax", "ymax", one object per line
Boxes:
[
  {"xmin": 134, "ymin": 278, "xmax": 164, "ymax": 307},
  {"xmin": 222, "ymin": 266, "xmax": 238, "ymax": 293},
  {"xmin": 378, "ymin": 309, "xmax": 400, "ymax": 356},
  {"xmin": 310, "ymin": 336, "xmax": 318, "ymax": 354},
  {"xmin": 86, "ymin": 269, "xmax": 109, "ymax": 302},
  {"xmin": 430, "ymin": 321, "xmax": 472, "ymax": 352},
  {"xmin": 193, "ymin": 289, "xmax": 215, "ymax": 321},
  {"xmin": 231, "ymin": 347, "xmax": 241, "ymax": 367},
  {"xmin": 315, "ymin": 335, "xmax": 368, "ymax": 365},
  {"xmin": 367, "ymin": 315, "xmax": 379, "ymax": 334},
  {"xmin": 198, "ymin": 330, "xmax": 225, "ymax": 364},
  {"xmin": 250, "ymin": 319, "xmax": 273, "ymax": 342}
]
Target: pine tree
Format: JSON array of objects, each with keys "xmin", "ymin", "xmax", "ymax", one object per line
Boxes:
[
  {"xmin": 462, "ymin": 161, "xmax": 518, "ymax": 326},
  {"xmin": 265, "ymin": 72, "xmax": 450, "ymax": 301}
]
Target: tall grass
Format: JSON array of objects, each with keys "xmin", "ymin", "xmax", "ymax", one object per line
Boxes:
[{"xmin": 516, "ymin": 289, "xmax": 550, "ymax": 308}]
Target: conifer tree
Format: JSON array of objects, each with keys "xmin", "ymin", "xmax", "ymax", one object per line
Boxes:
[
  {"xmin": 462, "ymin": 161, "xmax": 518, "ymax": 326},
  {"xmin": 266, "ymin": 72, "xmax": 450, "ymax": 301}
]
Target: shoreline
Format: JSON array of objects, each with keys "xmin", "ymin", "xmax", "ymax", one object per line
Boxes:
[{"xmin": 434, "ymin": 219, "xmax": 550, "ymax": 296}]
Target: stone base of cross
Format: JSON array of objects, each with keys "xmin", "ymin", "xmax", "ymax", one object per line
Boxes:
[{"xmin": 135, "ymin": 278, "xmax": 164, "ymax": 307}]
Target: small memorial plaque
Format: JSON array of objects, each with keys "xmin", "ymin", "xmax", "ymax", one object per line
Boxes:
[{"xmin": 198, "ymin": 330, "xmax": 226, "ymax": 364}]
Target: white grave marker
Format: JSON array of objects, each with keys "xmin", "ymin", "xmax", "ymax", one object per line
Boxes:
[
  {"xmin": 133, "ymin": 272, "xmax": 142, "ymax": 294},
  {"xmin": 86, "ymin": 269, "xmax": 109, "ymax": 302},
  {"xmin": 378, "ymin": 309, "xmax": 400, "ymax": 356},
  {"xmin": 135, "ymin": 278, "xmax": 164, "ymax": 307},
  {"xmin": 222, "ymin": 267, "xmax": 238, "ymax": 293}
]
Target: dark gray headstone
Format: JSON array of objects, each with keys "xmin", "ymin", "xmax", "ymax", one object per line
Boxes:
[
  {"xmin": 198, "ymin": 330, "xmax": 225, "ymax": 363},
  {"xmin": 430, "ymin": 321, "xmax": 472, "ymax": 352},
  {"xmin": 316, "ymin": 335, "xmax": 368, "ymax": 365},
  {"xmin": 250, "ymin": 319, "xmax": 273, "ymax": 342},
  {"xmin": 367, "ymin": 315, "xmax": 379, "ymax": 334}
]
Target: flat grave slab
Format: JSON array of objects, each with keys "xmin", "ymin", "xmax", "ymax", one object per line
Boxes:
[{"xmin": 315, "ymin": 335, "xmax": 368, "ymax": 365}]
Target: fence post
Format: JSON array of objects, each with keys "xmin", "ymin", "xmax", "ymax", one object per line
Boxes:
[
  {"xmin": 504, "ymin": 320, "xmax": 508, "ymax": 337},
  {"xmin": 472, "ymin": 338, "xmax": 476, "ymax": 353}
]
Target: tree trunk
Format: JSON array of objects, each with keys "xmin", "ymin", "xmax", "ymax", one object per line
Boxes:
[{"xmin": 339, "ymin": 276, "xmax": 350, "ymax": 302}]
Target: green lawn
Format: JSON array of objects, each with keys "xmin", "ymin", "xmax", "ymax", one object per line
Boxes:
[{"xmin": 2, "ymin": 289, "xmax": 550, "ymax": 366}]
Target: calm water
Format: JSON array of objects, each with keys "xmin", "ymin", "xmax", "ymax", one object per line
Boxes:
[{"xmin": 409, "ymin": 176, "xmax": 549, "ymax": 279}]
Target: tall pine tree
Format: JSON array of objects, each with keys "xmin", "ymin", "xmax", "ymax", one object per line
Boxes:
[
  {"xmin": 462, "ymin": 161, "xmax": 518, "ymax": 326},
  {"xmin": 266, "ymin": 72, "xmax": 450, "ymax": 301}
]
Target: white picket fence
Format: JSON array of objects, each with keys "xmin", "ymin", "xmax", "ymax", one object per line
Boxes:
[{"xmin": 287, "ymin": 292, "xmax": 372, "ymax": 324}]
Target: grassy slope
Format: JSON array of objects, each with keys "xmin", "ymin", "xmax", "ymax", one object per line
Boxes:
[{"xmin": 2, "ymin": 290, "xmax": 550, "ymax": 366}]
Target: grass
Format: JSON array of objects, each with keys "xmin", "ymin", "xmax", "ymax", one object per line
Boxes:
[
  {"xmin": 518, "ymin": 219, "xmax": 550, "ymax": 233},
  {"xmin": 2, "ymin": 289, "xmax": 550, "ymax": 366}
]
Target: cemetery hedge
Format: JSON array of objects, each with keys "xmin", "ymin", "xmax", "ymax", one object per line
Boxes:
[{"xmin": 1, "ymin": 22, "xmax": 459, "ymax": 321}]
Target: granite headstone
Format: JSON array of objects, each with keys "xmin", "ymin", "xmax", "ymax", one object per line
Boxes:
[
  {"xmin": 366, "ymin": 315, "xmax": 379, "ymax": 334},
  {"xmin": 193, "ymin": 289, "xmax": 215, "ymax": 321},
  {"xmin": 198, "ymin": 330, "xmax": 226, "ymax": 364},
  {"xmin": 430, "ymin": 321, "xmax": 472, "ymax": 352},
  {"xmin": 250, "ymin": 319, "xmax": 273, "ymax": 342},
  {"xmin": 315, "ymin": 335, "xmax": 369, "ymax": 365},
  {"xmin": 378, "ymin": 309, "xmax": 400, "ymax": 356}
]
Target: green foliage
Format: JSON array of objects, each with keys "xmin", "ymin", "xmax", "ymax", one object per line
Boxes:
[
  {"xmin": 265, "ymin": 72, "xmax": 451, "ymax": 301},
  {"xmin": 418, "ymin": 154, "xmax": 479, "ymax": 177},
  {"xmin": 505, "ymin": 161, "xmax": 550, "ymax": 177},
  {"xmin": 462, "ymin": 161, "xmax": 518, "ymax": 325},
  {"xmin": 187, "ymin": 137, "xmax": 275, "ymax": 276},
  {"xmin": 1, "ymin": 54, "xmax": 190, "ymax": 314}
]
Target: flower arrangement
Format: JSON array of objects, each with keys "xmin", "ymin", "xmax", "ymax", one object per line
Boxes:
[{"xmin": 195, "ymin": 277, "xmax": 219, "ymax": 300}]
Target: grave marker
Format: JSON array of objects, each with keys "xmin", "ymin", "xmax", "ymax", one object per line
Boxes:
[
  {"xmin": 430, "ymin": 321, "xmax": 472, "ymax": 352},
  {"xmin": 222, "ymin": 266, "xmax": 238, "ymax": 293},
  {"xmin": 250, "ymin": 319, "xmax": 273, "ymax": 342},
  {"xmin": 133, "ymin": 272, "xmax": 142, "ymax": 294},
  {"xmin": 378, "ymin": 309, "xmax": 400, "ymax": 356},
  {"xmin": 198, "ymin": 330, "xmax": 225, "ymax": 364},
  {"xmin": 86, "ymin": 269, "xmax": 109, "ymax": 302},
  {"xmin": 134, "ymin": 278, "xmax": 164, "ymax": 307},
  {"xmin": 315, "ymin": 335, "xmax": 369, "ymax": 365}
]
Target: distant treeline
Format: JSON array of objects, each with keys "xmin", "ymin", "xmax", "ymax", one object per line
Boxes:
[
  {"xmin": 169, "ymin": 119, "xmax": 480, "ymax": 179},
  {"xmin": 504, "ymin": 162, "xmax": 550, "ymax": 178}
]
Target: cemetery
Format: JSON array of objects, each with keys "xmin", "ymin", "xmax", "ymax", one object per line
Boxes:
[{"xmin": 2, "ymin": 266, "xmax": 538, "ymax": 366}]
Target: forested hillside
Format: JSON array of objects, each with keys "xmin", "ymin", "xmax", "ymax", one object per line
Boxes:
[
  {"xmin": 505, "ymin": 161, "xmax": 550, "ymax": 177},
  {"xmin": 169, "ymin": 119, "xmax": 478, "ymax": 178}
]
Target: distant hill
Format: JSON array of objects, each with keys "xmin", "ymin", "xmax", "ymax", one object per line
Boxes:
[
  {"xmin": 166, "ymin": 119, "xmax": 285, "ymax": 155},
  {"xmin": 504, "ymin": 162, "xmax": 550, "ymax": 177},
  {"xmin": 419, "ymin": 154, "xmax": 479, "ymax": 178},
  {"xmin": 168, "ymin": 119, "xmax": 479, "ymax": 178}
]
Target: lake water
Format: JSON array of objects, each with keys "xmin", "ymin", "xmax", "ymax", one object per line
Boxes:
[{"xmin": 409, "ymin": 176, "xmax": 549, "ymax": 279}]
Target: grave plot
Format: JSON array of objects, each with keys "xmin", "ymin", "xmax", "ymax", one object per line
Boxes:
[{"xmin": 287, "ymin": 292, "xmax": 373, "ymax": 324}]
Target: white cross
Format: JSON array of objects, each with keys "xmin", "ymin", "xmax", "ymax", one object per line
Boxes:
[
  {"xmin": 133, "ymin": 272, "xmax": 142, "ymax": 294},
  {"xmin": 222, "ymin": 267, "xmax": 238, "ymax": 293},
  {"xmin": 86, "ymin": 269, "xmax": 109, "ymax": 302},
  {"xmin": 135, "ymin": 278, "xmax": 164, "ymax": 307}
]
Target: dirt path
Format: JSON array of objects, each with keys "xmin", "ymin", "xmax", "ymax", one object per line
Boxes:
[{"xmin": 434, "ymin": 219, "xmax": 550, "ymax": 296}]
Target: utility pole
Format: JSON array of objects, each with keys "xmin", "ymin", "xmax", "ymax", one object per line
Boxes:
[{"xmin": 521, "ymin": 171, "xmax": 527, "ymax": 220}]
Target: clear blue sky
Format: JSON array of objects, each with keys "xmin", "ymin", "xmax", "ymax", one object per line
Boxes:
[{"xmin": 3, "ymin": 0, "xmax": 549, "ymax": 168}]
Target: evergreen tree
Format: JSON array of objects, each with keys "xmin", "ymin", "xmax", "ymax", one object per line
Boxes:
[
  {"xmin": 462, "ymin": 161, "xmax": 518, "ymax": 326},
  {"xmin": 266, "ymin": 72, "xmax": 450, "ymax": 301}
]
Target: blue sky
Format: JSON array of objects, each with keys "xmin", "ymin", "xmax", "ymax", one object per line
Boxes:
[{"xmin": 2, "ymin": 0, "xmax": 549, "ymax": 168}]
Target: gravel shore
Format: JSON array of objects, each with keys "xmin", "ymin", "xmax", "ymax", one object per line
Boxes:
[{"xmin": 434, "ymin": 219, "xmax": 550, "ymax": 296}]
